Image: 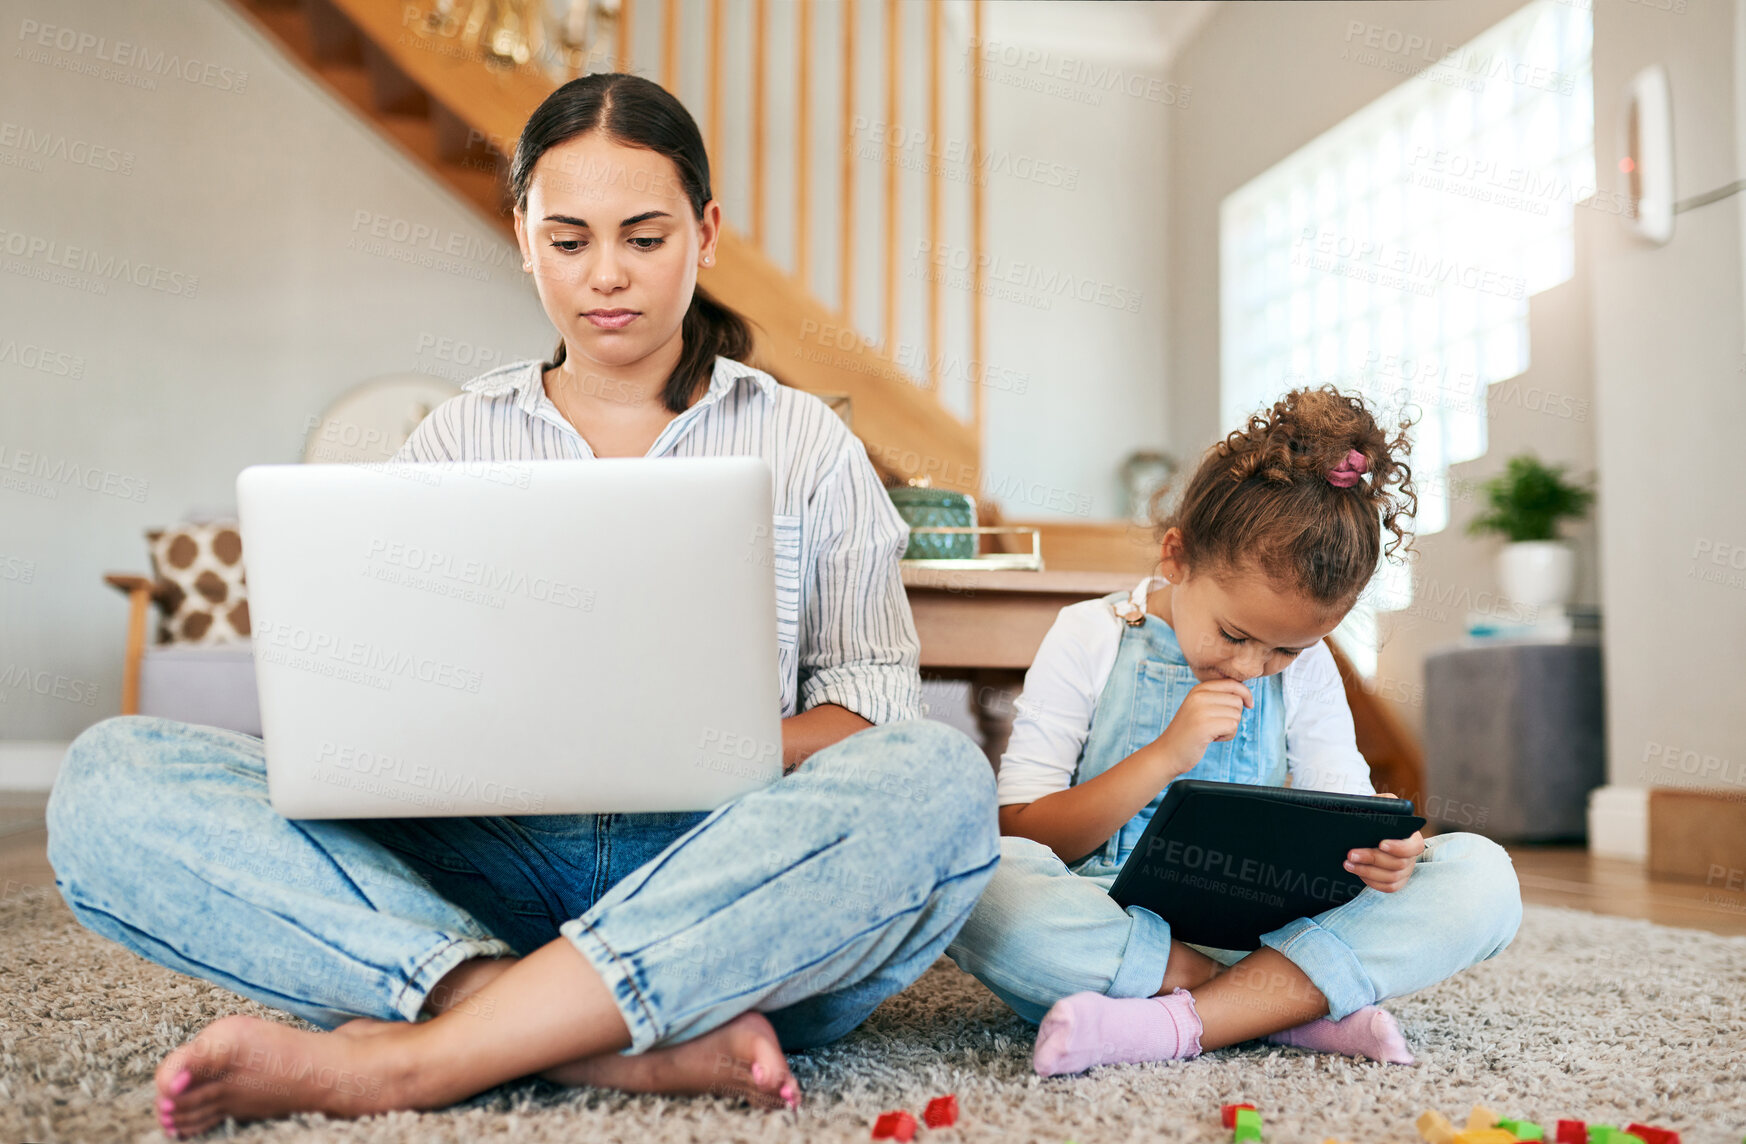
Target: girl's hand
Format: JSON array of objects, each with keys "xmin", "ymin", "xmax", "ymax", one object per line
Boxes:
[
  {"xmin": 1345, "ymin": 831, "xmax": 1425, "ymax": 893},
  {"xmin": 1156, "ymin": 679, "xmax": 1254, "ymax": 776}
]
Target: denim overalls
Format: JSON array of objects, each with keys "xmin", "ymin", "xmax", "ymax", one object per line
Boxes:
[
  {"xmin": 1068, "ymin": 587, "xmax": 1287, "ymax": 880},
  {"xmin": 947, "ymin": 583, "xmax": 1524, "ymax": 1026}
]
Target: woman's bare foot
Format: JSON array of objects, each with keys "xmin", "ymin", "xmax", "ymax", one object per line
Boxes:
[
  {"xmin": 154, "ymin": 1014, "xmax": 419, "ymax": 1139},
  {"xmin": 539, "ymin": 1011, "xmax": 798, "ymax": 1110}
]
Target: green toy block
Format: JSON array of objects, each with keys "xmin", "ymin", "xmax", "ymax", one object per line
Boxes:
[
  {"xmin": 1617, "ymin": 1136, "xmax": 1646, "ymax": 1144},
  {"xmin": 1500, "ymin": 1121, "xmax": 1545, "ymax": 1142},
  {"xmin": 1589, "ymin": 1126, "xmax": 1619, "ymax": 1144},
  {"xmin": 1234, "ymin": 1108, "xmax": 1264, "ymax": 1142}
]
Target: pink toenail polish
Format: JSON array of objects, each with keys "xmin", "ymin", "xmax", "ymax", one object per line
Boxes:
[
  {"xmin": 169, "ymin": 1068, "xmax": 192, "ymax": 1095},
  {"xmin": 751, "ymin": 1062, "xmax": 766, "ymax": 1085},
  {"xmin": 158, "ymin": 1097, "xmax": 174, "ymax": 1113}
]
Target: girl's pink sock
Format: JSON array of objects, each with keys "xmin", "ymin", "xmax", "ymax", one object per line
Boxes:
[
  {"xmin": 1262, "ymin": 1005, "xmax": 1414, "ymax": 1064},
  {"xmin": 1032, "ymin": 988, "xmax": 1203, "ymax": 1077}
]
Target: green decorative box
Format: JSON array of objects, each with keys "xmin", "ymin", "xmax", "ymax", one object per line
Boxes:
[{"xmin": 888, "ymin": 481, "xmax": 978, "ymax": 560}]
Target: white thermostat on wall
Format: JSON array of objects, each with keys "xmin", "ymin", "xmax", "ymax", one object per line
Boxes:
[{"xmin": 1619, "ymin": 64, "xmax": 1673, "ymax": 245}]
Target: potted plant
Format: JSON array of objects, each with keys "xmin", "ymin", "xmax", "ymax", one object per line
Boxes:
[{"xmin": 1466, "ymin": 454, "xmax": 1595, "ymax": 609}]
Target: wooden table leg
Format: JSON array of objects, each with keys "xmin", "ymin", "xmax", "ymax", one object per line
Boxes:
[
  {"xmin": 122, "ymin": 585, "xmax": 151, "ymax": 716},
  {"xmin": 968, "ymin": 668, "xmax": 1024, "ymax": 768}
]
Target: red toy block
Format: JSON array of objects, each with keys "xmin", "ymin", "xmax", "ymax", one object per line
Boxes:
[
  {"xmin": 924, "ymin": 1095, "xmax": 959, "ymax": 1129},
  {"xmin": 1626, "ymin": 1124, "xmax": 1679, "ymax": 1144},
  {"xmin": 873, "ymin": 1110, "xmax": 918, "ymax": 1142},
  {"xmin": 1223, "ymin": 1103, "xmax": 1259, "ymax": 1129},
  {"xmin": 1557, "ymin": 1121, "xmax": 1589, "ymax": 1144}
]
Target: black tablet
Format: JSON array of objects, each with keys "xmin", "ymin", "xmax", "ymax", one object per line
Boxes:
[{"xmin": 1106, "ymin": 779, "xmax": 1427, "ymax": 951}]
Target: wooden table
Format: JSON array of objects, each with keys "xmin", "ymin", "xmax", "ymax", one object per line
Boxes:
[{"xmin": 901, "ymin": 567, "xmax": 1137, "ymax": 762}]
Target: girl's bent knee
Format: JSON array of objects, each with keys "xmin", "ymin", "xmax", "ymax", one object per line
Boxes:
[{"xmin": 1430, "ymin": 831, "xmax": 1523, "ymax": 958}]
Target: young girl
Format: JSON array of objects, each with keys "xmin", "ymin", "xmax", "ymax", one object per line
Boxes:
[
  {"xmin": 47, "ymin": 73, "xmax": 1000, "ymax": 1138},
  {"xmin": 946, "ymin": 387, "xmax": 1523, "ymax": 1076}
]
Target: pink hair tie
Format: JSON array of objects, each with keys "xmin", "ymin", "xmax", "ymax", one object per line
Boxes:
[{"xmin": 1327, "ymin": 448, "xmax": 1368, "ymax": 488}]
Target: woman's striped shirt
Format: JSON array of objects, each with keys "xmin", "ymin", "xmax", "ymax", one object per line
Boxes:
[{"xmin": 390, "ymin": 355, "xmax": 922, "ymax": 725}]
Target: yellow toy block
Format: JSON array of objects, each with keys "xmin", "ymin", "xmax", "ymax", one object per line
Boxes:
[
  {"xmin": 1455, "ymin": 1131, "xmax": 1520, "ymax": 1144},
  {"xmin": 1469, "ymin": 1107, "xmax": 1502, "ymax": 1132},
  {"xmin": 1419, "ymin": 1111, "xmax": 1458, "ymax": 1144}
]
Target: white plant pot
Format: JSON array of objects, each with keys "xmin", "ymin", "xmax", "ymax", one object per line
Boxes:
[{"xmin": 1497, "ymin": 540, "xmax": 1576, "ymax": 610}]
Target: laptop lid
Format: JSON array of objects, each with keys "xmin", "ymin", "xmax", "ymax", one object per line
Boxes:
[{"xmin": 237, "ymin": 456, "xmax": 784, "ymax": 818}]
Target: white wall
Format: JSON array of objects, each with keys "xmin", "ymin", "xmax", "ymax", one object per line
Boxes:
[
  {"xmin": 969, "ymin": 2, "xmax": 1183, "ymax": 521},
  {"xmin": 1165, "ymin": 0, "xmax": 1746, "ymax": 809},
  {"xmin": 1589, "ymin": 0, "xmax": 1746, "ymax": 794},
  {"xmin": 0, "ymin": 0, "xmax": 556, "ymax": 754}
]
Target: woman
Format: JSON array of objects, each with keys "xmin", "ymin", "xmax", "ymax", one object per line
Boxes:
[{"xmin": 46, "ymin": 73, "xmax": 999, "ymax": 1139}]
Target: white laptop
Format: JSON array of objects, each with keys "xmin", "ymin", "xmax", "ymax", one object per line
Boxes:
[{"xmin": 235, "ymin": 456, "xmax": 784, "ymax": 818}]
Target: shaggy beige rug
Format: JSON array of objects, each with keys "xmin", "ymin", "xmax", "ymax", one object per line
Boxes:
[{"xmin": 3, "ymin": 885, "xmax": 1742, "ymax": 1143}]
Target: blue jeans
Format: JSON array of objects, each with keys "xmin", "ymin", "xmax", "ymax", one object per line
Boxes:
[
  {"xmin": 46, "ymin": 715, "xmax": 999, "ymax": 1054},
  {"xmin": 946, "ymin": 830, "xmax": 1522, "ymax": 1025}
]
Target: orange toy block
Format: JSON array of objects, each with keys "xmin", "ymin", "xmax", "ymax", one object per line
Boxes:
[
  {"xmin": 1419, "ymin": 1111, "xmax": 1458, "ymax": 1144},
  {"xmin": 1455, "ymin": 1131, "xmax": 1520, "ymax": 1144},
  {"xmin": 1468, "ymin": 1107, "xmax": 1502, "ymax": 1132}
]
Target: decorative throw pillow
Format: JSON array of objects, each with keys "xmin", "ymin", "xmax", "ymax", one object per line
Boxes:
[{"xmin": 145, "ymin": 520, "xmax": 250, "ymax": 644}]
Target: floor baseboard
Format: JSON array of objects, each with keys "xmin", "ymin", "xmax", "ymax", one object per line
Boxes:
[
  {"xmin": 1588, "ymin": 784, "xmax": 1648, "ymax": 862},
  {"xmin": 0, "ymin": 742, "xmax": 68, "ymax": 792}
]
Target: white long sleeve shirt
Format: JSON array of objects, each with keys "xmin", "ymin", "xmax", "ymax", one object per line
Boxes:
[{"xmin": 996, "ymin": 577, "xmax": 1377, "ymax": 806}]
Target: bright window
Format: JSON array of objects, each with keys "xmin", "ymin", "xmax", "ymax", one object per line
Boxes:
[{"xmin": 1219, "ymin": 0, "xmax": 1595, "ymax": 673}]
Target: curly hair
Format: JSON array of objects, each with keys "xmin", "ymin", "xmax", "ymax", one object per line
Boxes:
[{"xmin": 1150, "ymin": 386, "xmax": 1417, "ymax": 607}]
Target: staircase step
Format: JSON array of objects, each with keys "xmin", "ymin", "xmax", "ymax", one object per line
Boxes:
[
  {"xmin": 304, "ymin": 0, "xmax": 364, "ymax": 66},
  {"xmin": 362, "ymin": 40, "xmax": 429, "ymax": 115}
]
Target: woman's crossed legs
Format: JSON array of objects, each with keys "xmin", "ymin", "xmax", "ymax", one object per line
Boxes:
[{"xmin": 47, "ymin": 716, "xmax": 999, "ymax": 1136}]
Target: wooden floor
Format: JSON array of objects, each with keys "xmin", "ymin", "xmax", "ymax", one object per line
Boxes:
[
  {"xmin": 4, "ymin": 792, "xmax": 1743, "ymax": 937},
  {"xmin": 1505, "ymin": 842, "xmax": 1746, "ymax": 936}
]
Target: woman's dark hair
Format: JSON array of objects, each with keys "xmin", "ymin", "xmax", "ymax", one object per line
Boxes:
[
  {"xmin": 509, "ymin": 73, "xmax": 754, "ymax": 414},
  {"xmin": 1150, "ymin": 386, "xmax": 1418, "ymax": 608}
]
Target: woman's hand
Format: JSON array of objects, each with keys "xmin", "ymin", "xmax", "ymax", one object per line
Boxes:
[
  {"xmin": 1154, "ymin": 679, "xmax": 1254, "ymax": 777},
  {"xmin": 1345, "ymin": 828, "xmax": 1425, "ymax": 893}
]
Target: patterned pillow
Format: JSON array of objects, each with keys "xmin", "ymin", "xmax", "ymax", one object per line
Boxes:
[{"xmin": 145, "ymin": 521, "xmax": 250, "ymax": 644}]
